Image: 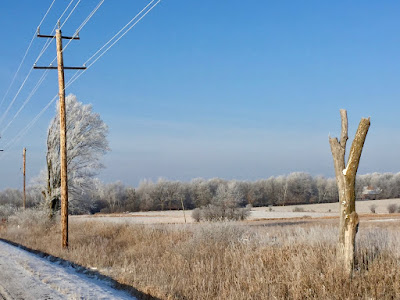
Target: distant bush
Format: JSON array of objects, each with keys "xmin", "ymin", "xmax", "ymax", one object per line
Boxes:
[
  {"xmin": 387, "ymin": 204, "xmax": 398, "ymax": 214},
  {"xmin": 191, "ymin": 204, "xmax": 251, "ymax": 222},
  {"xmin": 0, "ymin": 204, "xmax": 18, "ymax": 220},
  {"xmin": 192, "ymin": 208, "xmax": 201, "ymax": 222},
  {"xmin": 369, "ymin": 204, "xmax": 377, "ymax": 214},
  {"xmin": 293, "ymin": 206, "xmax": 305, "ymax": 212}
]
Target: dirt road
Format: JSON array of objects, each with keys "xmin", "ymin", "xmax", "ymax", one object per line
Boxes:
[{"xmin": 0, "ymin": 240, "xmax": 135, "ymax": 299}]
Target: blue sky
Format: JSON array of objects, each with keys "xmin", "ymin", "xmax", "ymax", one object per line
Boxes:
[{"xmin": 0, "ymin": 1, "xmax": 400, "ymax": 189}]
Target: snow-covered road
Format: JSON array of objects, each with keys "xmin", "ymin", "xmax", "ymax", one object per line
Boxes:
[{"xmin": 0, "ymin": 240, "xmax": 135, "ymax": 299}]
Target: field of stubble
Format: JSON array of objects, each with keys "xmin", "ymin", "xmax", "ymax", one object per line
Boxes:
[{"xmin": 1, "ymin": 200, "xmax": 400, "ymax": 299}]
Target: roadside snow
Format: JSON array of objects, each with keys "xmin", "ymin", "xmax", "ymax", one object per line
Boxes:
[{"xmin": 0, "ymin": 240, "xmax": 135, "ymax": 299}]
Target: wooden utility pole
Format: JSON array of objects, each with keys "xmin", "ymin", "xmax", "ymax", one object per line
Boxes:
[
  {"xmin": 23, "ymin": 148, "xmax": 26, "ymax": 209},
  {"xmin": 56, "ymin": 29, "xmax": 69, "ymax": 249},
  {"xmin": 34, "ymin": 27, "xmax": 86, "ymax": 249},
  {"xmin": 329, "ymin": 109, "xmax": 370, "ymax": 275}
]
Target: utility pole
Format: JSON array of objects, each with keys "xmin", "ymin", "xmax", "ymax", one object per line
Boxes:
[
  {"xmin": 34, "ymin": 26, "xmax": 86, "ymax": 249},
  {"xmin": 23, "ymin": 148, "xmax": 26, "ymax": 209}
]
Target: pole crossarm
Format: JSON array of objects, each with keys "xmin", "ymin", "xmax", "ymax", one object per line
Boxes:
[
  {"xmin": 34, "ymin": 66, "xmax": 86, "ymax": 70},
  {"xmin": 37, "ymin": 34, "xmax": 80, "ymax": 40}
]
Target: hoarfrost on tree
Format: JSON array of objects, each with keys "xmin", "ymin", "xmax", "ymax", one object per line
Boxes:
[{"xmin": 45, "ymin": 94, "xmax": 110, "ymax": 214}]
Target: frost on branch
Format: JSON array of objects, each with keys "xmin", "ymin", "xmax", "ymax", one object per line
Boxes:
[{"xmin": 46, "ymin": 94, "xmax": 110, "ymax": 214}]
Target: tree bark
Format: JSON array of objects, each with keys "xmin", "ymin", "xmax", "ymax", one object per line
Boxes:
[{"xmin": 329, "ymin": 109, "xmax": 370, "ymax": 275}]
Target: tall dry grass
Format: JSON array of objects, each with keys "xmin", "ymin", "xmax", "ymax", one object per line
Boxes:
[{"xmin": 1, "ymin": 210, "xmax": 400, "ymax": 299}]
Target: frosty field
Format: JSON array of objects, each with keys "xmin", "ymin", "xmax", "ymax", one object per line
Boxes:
[
  {"xmin": 72, "ymin": 198, "xmax": 400, "ymax": 225},
  {"xmin": 0, "ymin": 199, "xmax": 399, "ymax": 299}
]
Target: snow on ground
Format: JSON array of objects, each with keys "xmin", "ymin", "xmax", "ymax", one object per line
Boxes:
[
  {"xmin": 72, "ymin": 199, "xmax": 400, "ymax": 225},
  {"xmin": 0, "ymin": 241, "xmax": 135, "ymax": 300}
]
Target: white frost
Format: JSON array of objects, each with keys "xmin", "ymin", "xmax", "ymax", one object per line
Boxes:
[{"xmin": 0, "ymin": 241, "xmax": 135, "ymax": 299}]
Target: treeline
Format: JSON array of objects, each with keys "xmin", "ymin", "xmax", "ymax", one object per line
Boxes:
[
  {"xmin": 88, "ymin": 173, "xmax": 338, "ymax": 214},
  {"xmin": 1, "ymin": 172, "xmax": 400, "ymax": 215}
]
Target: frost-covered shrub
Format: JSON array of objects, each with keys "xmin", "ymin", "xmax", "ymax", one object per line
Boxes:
[
  {"xmin": 193, "ymin": 204, "xmax": 251, "ymax": 222},
  {"xmin": 0, "ymin": 204, "xmax": 17, "ymax": 220},
  {"xmin": 292, "ymin": 206, "xmax": 305, "ymax": 212},
  {"xmin": 387, "ymin": 204, "xmax": 398, "ymax": 214},
  {"xmin": 192, "ymin": 208, "xmax": 201, "ymax": 222},
  {"xmin": 8, "ymin": 208, "xmax": 54, "ymax": 229},
  {"xmin": 369, "ymin": 204, "xmax": 377, "ymax": 214},
  {"xmin": 191, "ymin": 182, "xmax": 251, "ymax": 222}
]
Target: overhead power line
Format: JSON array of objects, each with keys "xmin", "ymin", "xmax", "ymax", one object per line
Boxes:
[
  {"xmin": 61, "ymin": 0, "xmax": 82, "ymax": 28},
  {"xmin": 36, "ymin": 0, "xmax": 79, "ymax": 65},
  {"xmin": 0, "ymin": 0, "xmax": 161, "ymax": 158},
  {"xmin": 0, "ymin": 0, "xmax": 57, "ymax": 111},
  {"xmin": 0, "ymin": 0, "xmax": 79, "ymax": 129},
  {"xmin": 0, "ymin": 68, "xmax": 35, "ymax": 127},
  {"xmin": 70, "ymin": 0, "xmax": 161, "ymax": 85},
  {"xmin": 84, "ymin": 0, "xmax": 157, "ymax": 66},
  {"xmin": 1, "ymin": 70, "xmax": 50, "ymax": 135},
  {"xmin": 1, "ymin": 0, "xmax": 105, "ymax": 136},
  {"xmin": 74, "ymin": 0, "xmax": 105, "ymax": 35}
]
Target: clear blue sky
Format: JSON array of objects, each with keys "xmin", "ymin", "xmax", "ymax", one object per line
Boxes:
[{"xmin": 0, "ymin": 1, "xmax": 400, "ymax": 190}]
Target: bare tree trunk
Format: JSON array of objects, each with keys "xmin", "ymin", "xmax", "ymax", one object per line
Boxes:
[
  {"xmin": 329, "ymin": 109, "xmax": 370, "ymax": 275},
  {"xmin": 46, "ymin": 154, "xmax": 53, "ymax": 219},
  {"xmin": 179, "ymin": 196, "xmax": 187, "ymax": 223}
]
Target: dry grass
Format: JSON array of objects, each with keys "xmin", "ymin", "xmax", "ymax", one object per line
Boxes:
[{"xmin": 1, "ymin": 210, "xmax": 400, "ymax": 299}]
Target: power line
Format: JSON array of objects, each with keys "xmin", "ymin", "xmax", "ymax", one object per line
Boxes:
[
  {"xmin": 61, "ymin": 0, "xmax": 82, "ymax": 28},
  {"xmin": 1, "ymin": 70, "xmax": 50, "ymax": 135},
  {"xmin": 68, "ymin": 0, "xmax": 160, "ymax": 85},
  {"xmin": 75, "ymin": 0, "xmax": 105, "ymax": 35},
  {"xmin": 60, "ymin": 0, "xmax": 106, "ymax": 55},
  {"xmin": 85, "ymin": 0, "xmax": 157, "ymax": 66},
  {"xmin": 0, "ymin": 0, "xmax": 105, "ymax": 136},
  {"xmin": 0, "ymin": 0, "xmax": 161, "ymax": 157},
  {"xmin": 0, "ymin": 67, "xmax": 35, "ymax": 127},
  {"xmin": 0, "ymin": 94, "xmax": 57, "ymax": 154},
  {"xmin": 35, "ymin": 0, "xmax": 76, "ymax": 64},
  {"xmin": 0, "ymin": 0, "xmax": 79, "ymax": 128},
  {"xmin": 0, "ymin": 0, "xmax": 57, "ymax": 111},
  {"xmin": 85, "ymin": 0, "xmax": 161, "ymax": 69}
]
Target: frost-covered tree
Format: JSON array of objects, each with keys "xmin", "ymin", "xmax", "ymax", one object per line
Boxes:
[
  {"xmin": 46, "ymin": 94, "xmax": 110, "ymax": 214},
  {"xmin": 190, "ymin": 178, "xmax": 213, "ymax": 207},
  {"xmin": 285, "ymin": 172, "xmax": 317, "ymax": 205},
  {"xmin": 93, "ymin": 181, "xmax": 126, "ymax": 213},
  {"xmin": 135, "ymin": 179, "xmax": 156, "ymax": 211}
]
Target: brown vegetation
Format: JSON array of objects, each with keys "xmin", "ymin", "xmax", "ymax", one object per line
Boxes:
[{"xmin": 1, "ymin": 211, "xmax": 399, "ymax": 299}]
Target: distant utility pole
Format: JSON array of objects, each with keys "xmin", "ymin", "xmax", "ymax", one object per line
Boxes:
[
  {"xmin": 34, "ymin": 26, "xmax": 86, "ymax": 249},
  {"xmin": 23, "ymin": 147, "xmax": 26, "ymax": 209}
]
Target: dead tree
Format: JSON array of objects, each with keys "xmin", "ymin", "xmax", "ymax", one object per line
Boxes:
[{"xmin": 329, "ymin": 109, "xmax": 370, "ymax": 275}]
